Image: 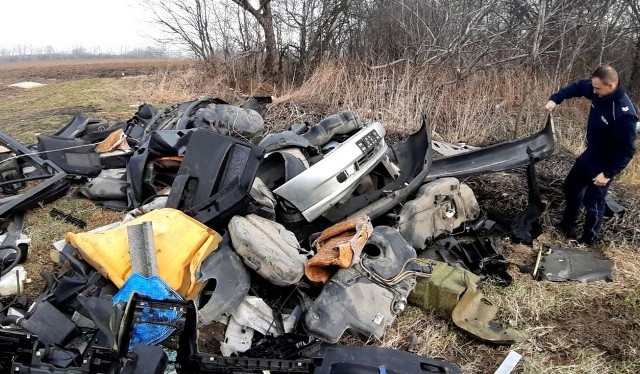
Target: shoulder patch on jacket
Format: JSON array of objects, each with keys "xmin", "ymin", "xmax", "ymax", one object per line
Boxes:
[{"xmin": 621, "ymin": 94, "xmax": 638, "ymax": 116}]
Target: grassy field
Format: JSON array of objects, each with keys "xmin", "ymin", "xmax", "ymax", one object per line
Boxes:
[{"xmin": 0, "ymin": 59, "xmax": 638, "ymax": 373}]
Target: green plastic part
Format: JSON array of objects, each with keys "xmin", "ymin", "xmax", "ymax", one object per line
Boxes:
[{"xmin": 408, "ymin": 261, "xmax": 480, "ymax": 316}]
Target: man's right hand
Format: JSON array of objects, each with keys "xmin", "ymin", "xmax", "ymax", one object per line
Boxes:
[{"xmin": 545, "ymin": 100, "xmax": 557, "ymax": 111}]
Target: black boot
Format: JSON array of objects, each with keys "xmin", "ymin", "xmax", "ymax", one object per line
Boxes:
[
  {"xmin": 577, "ymin": 235, "xmax": 597, "ymax": 247},
  {"xmin": 555, "ymin": 219, "xmax": 578, "ymax": 239}
]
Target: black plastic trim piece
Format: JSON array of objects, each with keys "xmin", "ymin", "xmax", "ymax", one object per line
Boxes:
[{"xmin": 425, "ymin": 114, "xmax": 556, "ymax": 181}]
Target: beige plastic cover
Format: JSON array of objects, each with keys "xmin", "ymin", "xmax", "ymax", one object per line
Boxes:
[
  {"xmin": 229, "ymin": 214, "xmax": 307, "ymax": 286},
  {"xmin": 397, "ymin": 177, "xmax": 480, "ymax": 250}
]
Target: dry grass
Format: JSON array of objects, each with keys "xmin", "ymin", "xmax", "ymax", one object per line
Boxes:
[
  {"xmin": 1, "ymin": 59, "xmax": 640, "ymax": 373},
  {"xmin": 123, "ymin": 65, "xmax": 243, "ymax": 106},
  {"xmin": 272, "ymin": 61, "xmax": 600, "ymax": 153},
  {"xmin": 274, "ymin": 62, "xmax": 536, "ymax": 140},
  {"xmin": 618, "ymin": 153, "xmax": 640, "ymax": 192},
  {"xmin": 22, "ymin": 191, "xmax": 122, "ymax": 294}
]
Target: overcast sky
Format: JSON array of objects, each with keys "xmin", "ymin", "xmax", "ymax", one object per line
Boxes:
[{"xmin": 0, "ymin": 0, "xmax": 159, "ymax": 53}]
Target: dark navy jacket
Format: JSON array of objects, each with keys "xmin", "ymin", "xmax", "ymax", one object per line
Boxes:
[{"xmin": 550, "ymin": 79, "xmax": 638, "ymax": 178}]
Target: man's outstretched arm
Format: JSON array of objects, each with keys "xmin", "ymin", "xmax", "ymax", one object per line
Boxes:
[{"xmin": 545, "ymin": 79, "xmax": 593, "ymax": 111}]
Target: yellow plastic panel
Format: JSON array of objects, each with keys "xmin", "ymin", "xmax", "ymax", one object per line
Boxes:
[{"xmin": 66, "ymin": 208, "xmax": 221, "ymax": 298}]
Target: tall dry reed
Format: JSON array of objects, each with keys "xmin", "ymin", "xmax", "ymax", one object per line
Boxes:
[{"xmin": 273, "ymin": 61, "xmax": 592, "ymax": 151}]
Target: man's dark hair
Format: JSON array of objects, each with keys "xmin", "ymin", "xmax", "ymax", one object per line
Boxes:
[{"xmin": 592, "ymin": 65, "xmax": 618, "ymax": 85}]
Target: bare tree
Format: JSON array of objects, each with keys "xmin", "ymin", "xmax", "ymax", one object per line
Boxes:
[
  {"xmin": 144, "ymin": 0, "xmax": 216, "ymax": 62},
  {"xmin": 230, "ymin": 0, "xmax": 278, "ymax": 75},
  {"xmin": 277, "ymin": 0, "xmax": 350, "ymax": 77},
  {"xmin": 624, "ymin": 0, "xmax": 640, "ymax": 96},
  {"xmin": 140, "ymin": 0, "xmax": 640, "ymax": 88},
  {"xmin": 14, "ymin": 44, "xmax": 32, "ymax": 56},
  {"xmin": 43, "ymin": 45, "xmax": 55, "ymax": 60}
]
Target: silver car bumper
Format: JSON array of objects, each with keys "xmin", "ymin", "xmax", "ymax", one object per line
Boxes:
[{"xmin": 273, "ymin": 122, "xmax": 388, "ymax": 221}]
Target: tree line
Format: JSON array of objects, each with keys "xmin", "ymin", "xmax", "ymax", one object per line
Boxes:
[
  {"xmin": 0, "ymin": 45, "xmax": 170, "ymax": 62},
  {"xmin": 147, "ymin": 0, "xmax": 640, "ymax": 94}
]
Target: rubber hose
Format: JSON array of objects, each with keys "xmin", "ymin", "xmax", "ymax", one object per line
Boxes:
[
  {"xmin": 0, "ymin": 245, "xmax": 22, "ymax": 277},
  {"xmin": 0, "ymin": 315, "xmax": 20, "ymax": 326}
]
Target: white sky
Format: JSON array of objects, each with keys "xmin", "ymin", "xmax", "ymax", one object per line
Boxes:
[{"xmin": 0, "ymin": 0, "xmax": 159, "ymax": 53}]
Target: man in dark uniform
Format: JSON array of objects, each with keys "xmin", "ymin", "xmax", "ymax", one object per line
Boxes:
[{"xmin": 545, "ymin": 65, "xmax": 637, "ymax": 245}]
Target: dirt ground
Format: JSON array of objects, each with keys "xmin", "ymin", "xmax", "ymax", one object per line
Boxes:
[
  {"xmin": 0, "ymin": 59, "xmax": 192, "ymax": 84},
  {"xmin": 1, "ymin": 59, "xmax": 639, "ymax": 373}
]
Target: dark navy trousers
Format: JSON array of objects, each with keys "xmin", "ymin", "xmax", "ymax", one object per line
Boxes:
[{"xmin": 561, "ymin": 159, "xmax": 610, "ymax": 244}]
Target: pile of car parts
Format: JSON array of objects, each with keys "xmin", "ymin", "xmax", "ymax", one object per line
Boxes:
[{"xmin": 0, "ymin": 99, "xmax": 562, "ymax": 372}]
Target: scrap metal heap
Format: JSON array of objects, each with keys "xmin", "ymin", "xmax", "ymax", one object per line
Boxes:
[{"xmin": 0, "ymin": 97, "xmax": 578, "ymax": 373}]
